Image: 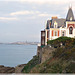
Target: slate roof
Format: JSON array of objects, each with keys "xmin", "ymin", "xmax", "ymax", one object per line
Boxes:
[
  {"xmin": 46, "ymin": 20, "xmax": 51, "ymax": 29},
  {"xmin": 46, "ymin": 19, "xmax": 65, "ymax": 29},
  {"xmin": 45, "ymin": 7, "xmax": 75, "ymax": 29},
  {"xmin": 66, "ymin": 8, "xmax": 74, "ymax": 21},
  {"xmin": 51, "ymin": 18, "xmax": 66, "ymax": 28}
]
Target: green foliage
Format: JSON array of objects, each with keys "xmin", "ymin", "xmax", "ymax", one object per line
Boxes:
[
  {"xmin": 22, "ymin": 55, "xmax": 39, "ymax": 73},
  {"xmin": 40, "ymin": 60, "xmax": 63, "ymax": 73},
  {"xmin": 53, "ymin": 47, "xmax": 75, "ymax": 61},
  {"xmin": 31, "ymin": 58, "xmax": 70, "ymax": 73},
  {"xmin": 53, "ymin": 47, "xmax": 65, "ymax": 58},
  {"xmin": 66, "ymin": 62, "xmax": 75, "ymax": 73},
  {"xmin": 47, "ymin": 37, "xmax": 73, "ymax": 48}
]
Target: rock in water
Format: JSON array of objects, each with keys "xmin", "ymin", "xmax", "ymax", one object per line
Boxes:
[{"xmin": 0, "ymin": 65, "xmax": 15, "ymax": 73}]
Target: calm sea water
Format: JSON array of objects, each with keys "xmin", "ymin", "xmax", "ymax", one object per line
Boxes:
[{"xmin": 0, "ymin": 44, "xmax": 37, "ymax": 67}]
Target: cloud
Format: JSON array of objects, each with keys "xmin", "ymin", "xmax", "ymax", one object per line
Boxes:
[
  {"xmin": 10, "ymin": 11, "xmax": 34, "ymax": 16},
  {"xmin": 38, "ymin": 13, "xmax": 50, "ymax": 17},
  {"xmin": 10, "ymin": 10, "xmax": 40, "ymax": 16},
  {"xmin": 23, "ymin": 16, "xmax": 36, "ymax": 20},
  {"xmin": 9, "ymin": 10, "xmax": 60, "ymax": 20},
  {"xmin": 10, "ymin": 10, "xmax": 59, "ymax": 17},
  {"xmin": 20, "ymin": 0, "xmax": 47, "ymax": 4},
  {"xmin": 0, "ymin": 17, "xmax": 18, "ymax": 20},
  {"xmin": 38, "ymin": 13, "xmax": 60, "ymax": 17},
  {"xmin": 19, "ymin": 0, "xmax": 73, "ymax": 5}
]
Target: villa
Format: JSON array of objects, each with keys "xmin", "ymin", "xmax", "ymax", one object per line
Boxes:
[{"xmin": 41, "ymin": 7, "xmax": 75, "ymax": 46}]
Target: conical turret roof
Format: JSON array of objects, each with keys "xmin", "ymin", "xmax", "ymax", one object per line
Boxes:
[{"xmin": 66, "ymin": 7, "xmax": 74, "ymax": 21}]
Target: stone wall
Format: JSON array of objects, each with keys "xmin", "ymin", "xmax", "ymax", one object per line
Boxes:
[
  {"xmin": 37, "ymin": 45, "xmax": 55, "ymax": 63},
  {"xmin": 37, "ymin": 46, "xmax": 42, "ymax": 63}
]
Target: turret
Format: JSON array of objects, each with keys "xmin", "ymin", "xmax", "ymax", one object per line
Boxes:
[{"xmin": 66, "ymin": 7, "xmax": 74, "ymax": 21}]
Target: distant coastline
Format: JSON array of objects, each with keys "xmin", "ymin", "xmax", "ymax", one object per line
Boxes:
[{"xmin": 0, "ymin": 42, "xmax": 39, "ymax": 45}]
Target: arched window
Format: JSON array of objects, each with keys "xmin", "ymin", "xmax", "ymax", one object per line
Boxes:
[{"xmin": 69, "ymin": 27, "xmax": 73, "ymax": 34}]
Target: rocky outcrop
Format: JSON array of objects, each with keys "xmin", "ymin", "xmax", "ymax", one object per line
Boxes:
[
  {"xmin": 15, "ymin": 64, "xmax": 26, "ymax": 73},
  {"xmin": 0, "ymin": 64, "xmax": 26, "ymax": 73},
  {"xmin": 41, "ymin": 46, "xmax": 55, "ymax": 63},
  {"xmin": 0, "ymin": 65, "xmax": 15, "ymax": 73},
  {"xmin": 37, "ymin": 45, "xmax": 55, "ymax": 63}
]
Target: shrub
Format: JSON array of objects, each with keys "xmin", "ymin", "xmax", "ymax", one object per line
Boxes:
[{"xmin": 22, "ymin": 55, "xmax": 39, "ymax": 73}]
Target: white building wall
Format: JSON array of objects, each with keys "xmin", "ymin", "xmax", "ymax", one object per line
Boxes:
[
  {"xmin": 68, "ymin": 28, "xmax": 75, "ymax": 38},
  {"xmin": 45, "ymin": 21, "xmax": 75, "ymax": 45},
  {"xmin": 66, "ymin": 21, "xmax": 75, "ymax": 38},
  {"xmin": 52, "ymin": 36, "xmax": 59, "ymax": 40},
  {"xmin": 66, "ymin": 29, "xmax": 69, "ymax": 37},
  {"xmin": 59, "ymin": 27, "xmax": 67, "ymax": 37},
  {"xmin": 49, "ymin": 28, "xmax": 59, "ymax": 40},
  {"xmin": 50, "ymin": 29, "xmax": 52, "ymax": 40},
  {"xmin": 48, "ymin": 26, "xmax": 75, "ymax": 42},
  {"xmin": 59, "ymin": 28, "xmax": 61, "ymax": 36},
  {"xmin": 73, "ymin": 29, "xmax": 75, "ymax": 37}
]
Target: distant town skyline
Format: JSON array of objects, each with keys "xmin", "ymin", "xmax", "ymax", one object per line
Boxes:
[{"xmin": 0, "ymin": 0, "xmax": 75, "ymax": 43}]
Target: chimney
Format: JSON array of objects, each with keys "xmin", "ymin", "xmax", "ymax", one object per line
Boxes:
[{"xmin": 52, "ymin": 16, "xmax": 58, "ymax": 19}]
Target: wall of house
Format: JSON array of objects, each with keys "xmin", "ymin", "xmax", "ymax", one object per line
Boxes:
[
  {"xmin": 44, "ymin": 21, "xmax": 75, "ymax": 45},
  {"xmin": 46, "ymin": 21, "xmax": 75, "ymax": 45},
  {"xmin": 49, "ymin": 28, "xmax": 59, "ymax": 40},
  {"xmin": 66, "ymin": 21, "xmax": 75, "ymax": 38},
  {"xmin": 59, "ymin": 27, "xmax": 66, "ymax": 36},
  {"xmin": 45, "ymin": 29, "xmax": 49, "ymax": 45}
]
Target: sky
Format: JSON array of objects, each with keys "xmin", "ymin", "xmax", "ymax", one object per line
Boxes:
[{"xmin": 0, "ymin": 0, "xmax": 75, "ymax": 43}]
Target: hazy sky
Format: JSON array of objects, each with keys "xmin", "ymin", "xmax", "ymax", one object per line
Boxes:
[{"xmin": 0, "ymin": 0, "xmax": 75, "ymax": 43}]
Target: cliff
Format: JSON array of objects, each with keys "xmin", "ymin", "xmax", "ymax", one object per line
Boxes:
[
  {"xmin": 22, "ymin": 37, "xmax": 75, "ymax": 73},
  {"xmin": 37, "ymin": 46, "xmax": 55, "ymax": 63}
]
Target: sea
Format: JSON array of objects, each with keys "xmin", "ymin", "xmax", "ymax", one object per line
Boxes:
[{"xmin": 0, "ymin": 44, "xmax": 37, "ymax": 67}]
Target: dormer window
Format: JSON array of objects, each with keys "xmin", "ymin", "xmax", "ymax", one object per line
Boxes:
[
  {"xmin": 70, "ymin": 17, "xmax": 72, "ymax": 21},
  {"xmin": 54, "ymin": 24, "xmax": 57, "ymax": 28},
  {"xmin": 54, "ymin": 21, "xmax": 58, "ymax": 28}
]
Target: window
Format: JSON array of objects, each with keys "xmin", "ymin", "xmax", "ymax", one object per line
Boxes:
[
  {"xmin": 54, "ymin": 21, "xmax": 58, "ymax": 28},
  {"xmin": 55, "ymin": 31, "xmax": 57, "ymax": 36},
  {"xmin": 55, "ymin": 25, "xmax": 56, "ymax": 28},
  {"xmin": 69, "ymin": 27, "xmax": 73, "ymax": 34},
  {"xmin": 54, "ymin": 24, "xmax": 57, "ymax": 28},
  {"xmin": 62, "ymin": 32, "xmax": 64, "ymax": 36}
]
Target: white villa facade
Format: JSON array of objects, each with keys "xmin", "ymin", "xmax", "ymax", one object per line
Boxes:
[{"xmin": 41, "ymin": 7, "xmax": 75, "ymax": 46}]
